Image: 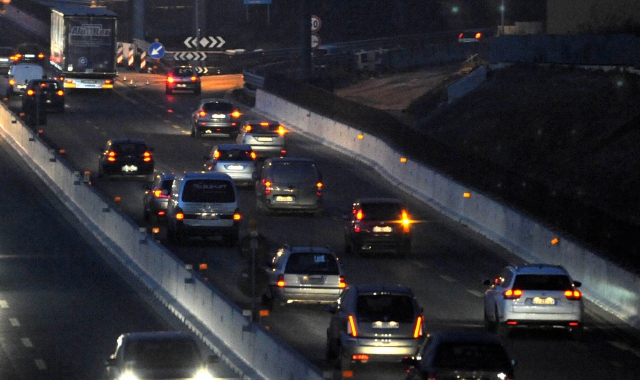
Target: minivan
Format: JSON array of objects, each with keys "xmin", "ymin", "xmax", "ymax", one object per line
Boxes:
[
  {"xmin": 253, "ymin": 157, "xmax": 323, "ymax": 215},
  {"xmin": 166, "ymin": 171, "xmax": 241, "ymax": 245},
  {"xmin": 6, "ymin": 63, "xmax": 44, "ymax": 96}
]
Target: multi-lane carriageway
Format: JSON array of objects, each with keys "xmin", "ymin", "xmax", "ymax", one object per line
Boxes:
[{"xmin": 1, "ymin": 71, "xmax": 640, "ymax": 379}]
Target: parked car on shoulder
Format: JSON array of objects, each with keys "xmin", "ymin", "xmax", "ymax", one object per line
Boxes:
[
  {"xmin": 104, "ymin": 331, "xmax": 217, "ymax": 380},
  {"xmin": 262, "ymin": 245, "xmax": 345, "ymax": 310},
  {"xmin": 190, "ymin": 98, "xmax": 242, "ymax": 138},
  {"xmin": 402, "ymin": 331, "xmax": 516, "ymax": 380},
  {"xmin": 344, "ymin": 198, "xmax": 412, "ymax": 256},
  {"xmin": 483, "ymin": 263, "xmax": 584, "ymax": 340}
]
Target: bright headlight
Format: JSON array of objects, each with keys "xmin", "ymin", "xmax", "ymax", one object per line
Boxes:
[
  {"xmin": 118, "ymin": 371, "xmax": 140, "ymax": 380},
  {"xmin": 193, "ymin": 369, "xmax": 215, "ymax": 380}
]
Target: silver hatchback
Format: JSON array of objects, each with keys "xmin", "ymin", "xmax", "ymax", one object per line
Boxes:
[
  {"xmin": 236, "ymin": 119, "xmax": 287, "ymax": 159},
  {"xmin": 204, "ymin": 144, "xmax": 257, "ymax": 187},
  {"xmin": 483, "ymin": 263, "xmax": 584, "ymax": 340},
  {"xmin": 262, "ymin": 245, "xmax": 345, "ymax": 309}
]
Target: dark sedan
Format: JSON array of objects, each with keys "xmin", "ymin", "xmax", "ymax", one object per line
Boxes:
[
  {"xmin": 98, "ymin": 138, "xmax": 155, "ymax": 181},
  {"xmin": 21, "ymin": 79, "xmax": 65, "ymax": 114}
]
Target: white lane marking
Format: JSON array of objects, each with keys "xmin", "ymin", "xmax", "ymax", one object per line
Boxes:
[
  {"xmin": 412, "ymin": 260, "xmax": 429, "ymax": 269},
  {"xmin": 440, "ymin": 275, "xmax": 456, "ymax": 282},
  {"xmin": 0, "ymin": 300, "xmax": 8, "ymax": 308},
  {"xmin": 34, "ymin": 359, "xmax": 47, "ymax": 370},
  {"xmin": 9, "ymin": 318, "xmax": 20, "ymax": 327},
  {"xmin": 609, "ymin": 341, "xmax": 640, "ymax": 359},
  {"xmin": 21, "ymin": 338, "xmax": 33, "ymax": 347},
  {"xmin": 467, "ymin": 290, "xmax": 484, "ymax": 298},
  {"xmin": 172, "ymin": 124, "xmax": 181, "ymax": 129}
]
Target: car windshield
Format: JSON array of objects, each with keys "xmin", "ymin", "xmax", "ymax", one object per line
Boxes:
[
  {"xmin": 216, "ymin": 148, "xmax": 253, "ymax": 161},
  {"xmin": 203, "ymin": 102, "xmax": 233, "ymax": 113},
  {"xmin": 111, "ymin": 143, "xmax": 147, "ymax": 155},
  {"xmin": 512, "ymin": 274, "xmax": 572, "ymax": 290},
  {"xmin": 356, "ymin": 294, "xmax": 414, "ymax": 323},
  {"xmin": 271, "ymin": 162, "xmax": 317, "ymax": 182},
  {"xmin": 123, "ymin": 337, "xmax": 201, "ymax": 369},
  {"xmin": 284, "ymin": 252, "xmax": 339, "ymax": 274},
  {"xmin": 30, "ymin": 81, "xmax": 59, "ymax": 91},
  {"xmin": 182, "ymin": 179, "xmax": 235, "ymax": 203},
  {"xmin": 433, "ymin": 342, "xmax": 511, "ymax": 370},
  {"xmin": 361, "ymin": 202, "xmax": 403, "ymax": 220}
]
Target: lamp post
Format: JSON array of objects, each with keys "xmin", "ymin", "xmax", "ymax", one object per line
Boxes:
[{"xmin": 500, "ymin": 0, "xmax": 505, "ymax": 35}]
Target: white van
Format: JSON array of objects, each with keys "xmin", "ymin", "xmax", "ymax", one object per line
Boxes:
[{"xmin": 6, "ymin": 63, "xmax": 44, "ymax": 96}]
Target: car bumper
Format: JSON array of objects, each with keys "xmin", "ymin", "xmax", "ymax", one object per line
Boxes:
[
  {"xmin": 350, "ymin": 233, "xmax": 411, "ymax": 252},
  {"xmin": 175, "ymin": 220, "xmax": 239, "ymax": 237},
  {"xmin": 263, "ymin": 198, "xmax": 322, "ymax": 212},
  {"xmin": 271, "ymin": 286, "xmax": 342, "ymax": 304},
  {"xmin": 101, "ymin": 163, "xmax": 154, "ymax": 175},
  {"xmin": 340, "ymin": 337, "xmax": 421, "ymax": 362}
]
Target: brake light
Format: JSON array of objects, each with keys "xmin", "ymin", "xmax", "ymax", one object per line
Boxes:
[
  {"xmin": 413, "ymin": 315, "xmax": 423, "ymax": 338},
  {"xmin": 278, "ymin": 125, "xmax": 286, "ymax": 136},
  {"xmin": 37, "ymin": 52, "xmax": 45, "ymax": 60},
  {"xmin": 231, "ymin": 110, "xmax": 241, "ymax": 118},
  {"xmin": 26, "ymin": 89, "xmax": 35, "ymax": 96},
  {"xmin": 250, "ymin": 151, "xmax": 257, "ymax": 160},
  {"xmin": 9, "ymin": 79, "xmax": 15, "ymax": 86},
  {"xmin": 142, "ymin": 151, "xmax": 152, "ymax": 162},
  {"xmin": 276, "ymin": 274, "xmax": 285, "ymax": 287},
  {"xmin": 157, "ymin": 210, "xmax": 166, "ymax": 216},
  {"xmin": 245, "ymin": 125, "xmax": 252, "ymax": 132},
  {"xmin": 213, "ymin": 150, "xmax": 220, "ymax": 159},
  {"xmin": 339, "ymin": 276, "xmax": 346, "ymax": 289},
  {"xmin": 279, "ymin": 149, "xmax": 287, "ymax": 157},
  {"xmin": 56, "ymin": 89, "xmax": 64, "ymax": 96},
  {"xmin": 347, "ymin": 315, "xmax": 358, "ymax": 337},
  {"xmin": 475, "ymin": 32, "xmax": 483, "ymax": 40},
  {"xmin": 233, "ymin": 211, "xmax": 242, "ymax": 221},
  {"xmin": 190, "ymin": 75, "xmax": 198, "ymax": 82},
  {"xmin": 104, "ymin": 79, "xmax": 113, "ymax": 85},
  {"xmin": 503, "ymin": 289, "xmax": 522, "ymax": 299},
  {"xmin": 260, "ymin": 121, "xmax": 269, "ymax": 126},
  {"xmin": 175, "ymin": 208, "xmax": 185, "ymax": 220},
  {"xmin": 10, "ymin": 53, "xmax": 21, "ymax": 62},
  {"xmin": 356, "ymin": 210, "xmax": 364, "ymax": 220},
  {"xmin": 166, "ymin": 76, "xmax": 175, "ymax": 84},
  {"xmin": 565, "ymin": 289, "xmax": 582, "ymax": 300},
  {"xmin": 198, "ymin": 110, "xmax": 207, "ymax": 117},
  {"xmin": 352, "ymin": 354, "xmax": 369, "ymax": 361},
  {"xmin": 107, "ymin": 150, "xmax": 116, "ymax": 162},
  {"xmin": 458, "ymin": 33, "xmax": 464, "ymax": 39},
  {"xmin": 317, "ymin": 182, "xmax": 323, "ymax": 196},
  {"xmin": 263, "ymin": 180, "xmax": 272, "ymax": 195},
  {"xmin": 153, "ymin": 189, "xmax": 169, "ymax": 199}
]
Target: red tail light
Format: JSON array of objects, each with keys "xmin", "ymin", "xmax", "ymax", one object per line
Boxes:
[
  {"xmin": 153, "ymin": 189, "xmax": 169, "ymax": 199},
  {"xmin": 401, "ymin": 210, "xmax": 411, "ymax": 232},
  {"xmin": 339, "ymin": 276, "xmax": 346, "ymax": 289},
  {"xmin": 190, "ymin": 75, "xmax": 198, "ymax": 82},
  {"xmin": 356, "ymin": 210, "xmax": 364, "ymax": 220},
  {"xmin": 565, "ymin": 289, "xmax": 582, "ymax": 300},
  {"xmin": 175, "ymin": 208, "xmax": 185, "ymax": 220},
  {"xmin": 142, "ymin": 151, "xmax": 152, "ymax": 162},
  {"xmin": 277, "ymin": 125, "xmax": 287, "ymax": 135},
  {"xmin": 260, "ymin": 121, "xmax": 270, "ymax": 126},
  {"xmin": 107, "ymin": 150, "xmax": 116, "ymax": 162},
  {"xmin": 413, "ymin": 315, "xmax": 423, "ymax": 338},
  {"xmin": 263, "ymin": 180, "xmax": 272, "ymax": 195},
  {"xmin": 198, "ymin": 110, "xmax": 207, "ymax": 117},
  {"xmin": 37, "ymin": 52, "xmax": 45, "ymax": 60},
  {"xmin": 26, "ymin": 89, "xmax": 35, "ymax": 96},
  {"xmin": 475, "ymin": 32, "xmax": 483, "ymax": 40},
  {"xmin": 233, "ymin": 211, "xmax": 242, "ymax": 221},
  {"xmin": 10, "ymin": 53, "xmax": 21, "ymax": 62},
  {"xmin": 316, "ymin": 182, "xmax": 323, "ymax": 196},
  {"xmin": 56, "ymin": 90, "xmax": 64, "ymax": 97},
  {"xmin": 166, "ymin": 76, "xmax": 175, "ymax": 84},
  {"xmin": 347, "ymin": 315, "xmax": 358, "ymax": 337},
  {"xmin": 458, "ymin": 33, "xmax": 464, "ymax": 38},
  {"xmin": 427, "ymin": 375, "xmax": 437, "ymax": 380},
  {"xmin": 503, "ymin": 289, "xmax": 522, "ymax": 299},
  {"xmin": 157, "ymin": 210, "xmax": 166, "ymax": 216},
  {"xmin": 245, "ymin": 125, "xmax": 252, "ymax": 132},
  {"xmin": 104, "ymin": 79, "xmax": 113, "ymax": 85},
  {"xmin": 279, "ymin": 149, "xmax": 287, "ymax": 157},
  {"xmin": 250, "ymin": 151, "xmax": 257, "ymax": 160},
  {"xmin": 213, "ymin": 150, "xmax": 220, "ymax": 159},
  {"xmin": 276, "ymin": 274, "xmax": 285, "ymax": 287},
  {"xmin": 9, "ymin": 79, "xmax": 15, "ymax": 86},
  {"xmin": 352, "ymin": 354, "xmax": 369, "ymax": 361},
  {"xmin": 231, "ymin": 110, "xmax": 241, "ymax": 118}
]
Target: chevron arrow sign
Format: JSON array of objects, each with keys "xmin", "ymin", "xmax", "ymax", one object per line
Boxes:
[
  {"xmin": 184, "ymin": 36, "xmax": 226, "ymax": 49},
  {"xmin": 195, "ymin": 67, "xmax": 209, "ymax": 75},
  {"xmin": 173, "ymin": 51, "xmax": 207, "ymax": 61}
]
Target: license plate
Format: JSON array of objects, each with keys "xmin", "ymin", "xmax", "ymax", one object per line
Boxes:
[
  {"xmin": 373, "ymin": 226, "xmax": 393, "ymax": 233},
  {"xmin": 177, "ymin": 84, "xmax": 186, "ymax": 87},
  {"xmin": 212, "ymin": 114, "xmax": 226, "ymax": 119},
  {"xmin": 302, "ymin": 276, "xmax": 324, "ymax": 285},
  {"xmin": 198, "ymin": 213, "xmax": 218, "ymax": 220},
  {"xmin": 257, "ymin": 137, "xmax": 273, "ymax": 142},
  {"xmin": 532, "ymin": 297, "xmax": 556, "ymax": 305},
  {"xmin": 226, "ymin": 164, "xmax": 244, "ymax": 170},
  {"xmin": 372, "ymin": 321, "xmax": 399, "ymax": 328},
  {"xmin": 46, "ymin": 100, "xmax": 52, "ymax": 103},
  {"xmin": 275, "ymin": 195, "xmax": 294, "ymax": 202},
  {"xmin": 121, "ymin": 165, "xmax": 138, "ymax": 172}
]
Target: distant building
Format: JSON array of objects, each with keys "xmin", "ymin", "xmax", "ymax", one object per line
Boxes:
[{"xmin": 548, "ymin": 0, "xmax": 640, "ymax": 34}]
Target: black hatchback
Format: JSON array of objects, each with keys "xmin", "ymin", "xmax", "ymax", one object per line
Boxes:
[
  {"xmin": 21, "ymin": 79, "xmax": 65, "ymax": 114},
  {"xmin": 98, "ymin": 138, "xmax": 155, "ymax": 180}
]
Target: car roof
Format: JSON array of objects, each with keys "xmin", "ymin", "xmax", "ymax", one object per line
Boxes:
[
  {"xmin": 214, "ymin": 144, "xmax": 253, "ymax": 151},
  {"xmin": 350, "ymin": 284, "xmax": 414, "ymax": 295},
  {"xmin": 286, "ymin": 245, "xmax": 333, "ymax": 254},
  {"xmin": 354, "ymin": 197, "xmax": 404, "ymax": 205},
  {"xmin": 429, "ymin": 331, "xmax": 505, "ymax": 345},
  {"xmin": 119, "ymin": 331, "xmax": 195, "ymax": 342},
  {"xmin": 180, "ymin": 171, "xmax": 234, "ymax": 181},
  {"xmin": 107, "ymin": 138, "xmax": 147, "ymax": 145},
  {"xmin": 511, "ymin": 263, "xmax": 570, "ymax": 275}
]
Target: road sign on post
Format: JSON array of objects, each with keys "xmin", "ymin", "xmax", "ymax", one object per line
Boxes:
[
  {"xmin": 311, "ymin": 34, "xmax": 321, "ymax": 49},
  {"xmin": 148, "ymin": 42, "xmax": 165, "ymax": 59},
  {"xmin": 311, "ymin": 15, "xmax": 321, "ymax": 32},
  {"xmin": 184, "ymin": 36, "xmax": 226, "ymax": 49}
]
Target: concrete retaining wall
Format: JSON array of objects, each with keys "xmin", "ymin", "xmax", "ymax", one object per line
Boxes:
[
  {"xmin": 0, "ymin": 104, "xmax": 325, "ymax": 380},
  {"xmin": 254, "ymin": 90, "xmax": 640, "ymax": 330}
]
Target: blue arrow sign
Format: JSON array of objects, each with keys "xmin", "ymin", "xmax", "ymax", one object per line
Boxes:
[{"xmin": 148, "ymin": 42, "xmax": 165, "ymax": 59}]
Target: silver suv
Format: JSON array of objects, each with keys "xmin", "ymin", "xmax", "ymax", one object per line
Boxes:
[
  {"xmin": 236, "ymin": 119, "xmax": 287, "ymax": 159},
  {"xmin": 104, "ymin": 331, "xmax": 216, "ymax": 380},
  {"xmin": 166, "ymin": 171, "xmax": 241, "ymax": 246},
  {"xmin": 262, "ymin": 245, "xmax": 345, "ymax": 310},
  {"xmin": 326, "ymin": 284, "xmax": 425, "ymax": 370},
  {"xmin": 190, "ymin": 98, "xmax": 242, "ymax": 138},
  {"xmin": 483, "ymin": 263, "xmax": 584, "ymax": 340},
  {"xmin": 253, "ymin": 157, "xmax": 323, "ymax": 215}
]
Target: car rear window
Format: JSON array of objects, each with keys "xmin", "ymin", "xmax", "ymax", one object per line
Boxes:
[
  {"xmin": 271, "ymin": 162, "xmax": 318, "ymax": 183},
  {"xmin": 248, "ymin": 123, "xmax": 279, "ymax": 133},
  {"xmin": 182, "ymin": 179, "xmax": 235, "ymax": 203},
  {"xmin": 284, "ymin": 252, "xmax": 339, "ymax": 274},
  {"xmin": 356, "ymin": 294, "xmax": 415, "ymax": 323},
  {"xmin": 217, "ymin": 148, "xmax": 253, "ymax": 161},
  {"xmin": 361, "ymin": 202, "xmax": 403, "ymax": 220},
  {"xmin": 512, "ymin": 274, "xmax": 572, "ymax": 290},
  {"xmin": 203, "ymin": 102, "xmax": 233, "ymax": 113},
  {"xmin": 172, "ymin": 67, "xmax": 194, "ymax": 76},
  {"xmin": 111, "ymin": 143, "xmax": 147, "ymax": 155},
  {"xmin": 123, "ymin": 337, "xmax": 201, "ymax": 368},
  {"xmin": 433, "ymin": 342, "xmax": 511, "ymax": 370}
]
